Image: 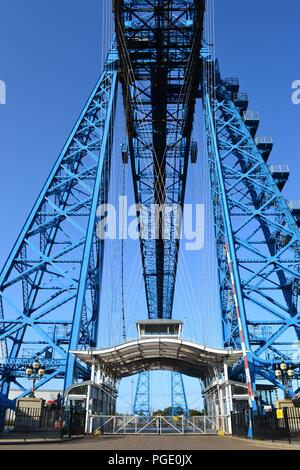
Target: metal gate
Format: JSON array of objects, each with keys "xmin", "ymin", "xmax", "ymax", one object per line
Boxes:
[
  {"xmin": 66, "ymin": 410, "xmax": 86, "ymax": 436},
  {"xmin": 232, "ymin": 409, "xmax": 294, "ymax": 442},
  {"xmin": 88, "ymin": 415, "xmax": 229, "ymax": 435}
]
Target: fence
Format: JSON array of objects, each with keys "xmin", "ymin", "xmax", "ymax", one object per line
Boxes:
[
  {"xmin": 286, "ymin": 407, "xmax": 300, "ymax": 439},
  {"xmin": 231, "ymin": 408, "xmax": 300, "ymax": 443},
  {"xmin": 87, "ymin": 414, "xmax": 231, "ymax": 435},
  {"xmin": 0, "ymin": 405, "xmax": 86, "ymax": 441}
]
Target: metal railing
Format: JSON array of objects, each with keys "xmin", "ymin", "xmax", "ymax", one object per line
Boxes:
[
  {"xmin": 87, "ymin": 414, "xmax": 231, "ymax": 435},
  {"xmin": 231, "ymin": 408, "xmax": 300, "ymax": 443},
  {"xmin": 0, "ymin": 405, "xmax": 86, "ymax": 441}
]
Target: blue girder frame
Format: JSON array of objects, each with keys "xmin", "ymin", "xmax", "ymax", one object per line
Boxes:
[
  {"xmin": 133, "ymin": 371, "xmax": 150, "ymax": 416},
  {"xmin": 114, "ymin": 0, "xmax": 205, "ymax": 412},
  {"xmin": 202, "ymin": 56, "xmax": 300, "ymax": 394},
  {"xmin": 0, "ymin": 49, "xmax": 118, "ymax": 398},
  {"xmin": 114, "ymin": 0, "xmax": 205, "ymax": 319},
  {"xmin": 171, "ymin": 371, "xmax": 188, "ymax": 416},
  {"xmin": 2, "ymin": 1, "xmax": 298, "ymax": 410}
]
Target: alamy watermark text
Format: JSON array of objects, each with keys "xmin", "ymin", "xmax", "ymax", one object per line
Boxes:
[
  {"xmin": 96, "ymin": 197, "xmax": 205, "ymax": 251},
  {"xmin": 291, "ymin": 80, "xmax": 300, "ymax": 105},
  {"xmin": 0, "ymin": 80, "xmax": 6, "ymax": 105}
]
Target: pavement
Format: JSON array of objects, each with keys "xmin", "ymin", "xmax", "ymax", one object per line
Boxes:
[{"xmin": 1, "ymin": 435, "xmax": 300, "ymax": 450}]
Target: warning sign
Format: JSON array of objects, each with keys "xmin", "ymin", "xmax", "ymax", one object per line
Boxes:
[{"xmin": 276, "ymin": 409, "xmax": 284, "ymax": 419}]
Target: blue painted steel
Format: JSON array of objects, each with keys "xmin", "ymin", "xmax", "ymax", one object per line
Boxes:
[
  {"xmin": 133, "ymin": 371, "xmax": 150, "ymax": 416},
  {"xmin": 202, "ymin": 51, "xmax": 300, "ymax": 395},
  {"xmin": 114, "ymin": 0, "xmax": 205, "ymax": 319},
  {"xmin": 4, "ymin": 0, "xmax": 298, "ymax": 416},
  {"xmin": 114, "ymin": 0, "xmax": 204, "ymax": 420},
  {"xmin": 171, "ymin": 372, "xmax": 188, "ymax": 416},
  {"xmin": 0, "ymin": 48, "xmax": 118, "ymax": 398}
]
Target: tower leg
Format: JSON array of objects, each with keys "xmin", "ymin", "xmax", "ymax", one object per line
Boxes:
[
  {"xmin": 171, "ymin": 372, "xmax": 188, "ymax": 416},
  {"xmin": 133, "ymin": 372, "xmax": 150, "ymax": 416},
  {"xmin": 0, "ymin": 48, "xmax": 119, "ymax": 398}
]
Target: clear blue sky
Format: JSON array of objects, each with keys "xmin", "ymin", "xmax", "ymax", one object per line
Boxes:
[{"xmin": 0, "ymin": 1, "xmax": 299, "ymax": 412}]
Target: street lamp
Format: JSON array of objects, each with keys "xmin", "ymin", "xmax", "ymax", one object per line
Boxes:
[
  {"xmin": 275, "ymin": 361, "xmax": 294, "ymax": 399},
  {"xmin": 26, "ymin": 357, "xmax": 45, "ymax": 398}
]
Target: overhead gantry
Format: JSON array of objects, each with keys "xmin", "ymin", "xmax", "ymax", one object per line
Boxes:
[{"xmin": 114, "ymin": 0, "xmax": 205, "ymax": 319}]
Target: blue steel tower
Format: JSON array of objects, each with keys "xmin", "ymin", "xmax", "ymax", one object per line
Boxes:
[
  {"xmin": 0, "ymin": 48, "xmax": 118, "ymax": 397},
  {"xmin": 0, "ymin": 0, "xmax": 299, "ymax": 412},
  {"xmin": 202, "ymin": 54, "xmax": 300, "ymax": 401}
]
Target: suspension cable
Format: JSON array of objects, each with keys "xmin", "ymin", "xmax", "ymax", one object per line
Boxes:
[{"xmin": 121, "ymin": 162, "xmax": 127, "ymax": 342}]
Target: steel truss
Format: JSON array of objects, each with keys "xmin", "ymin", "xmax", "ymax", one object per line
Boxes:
[
  {"xmin": 171, "ymin": 371, "xmax": 188, "ymax": 416},
  {"xmin": 0, "ymin": 49, "xmax": 118, "ymax": 398},
  {"xmin": 133, "ymin": 371, "xmax": 150, "ymax": 416},
  {"xmin": 2, "ymin": 1, "xmax": 298, "ymax": 410},
  {"xmin": 202, "ymin": 56, "xmax": 300, "ymax": 394},
  {"xmin": 114, "ymin": 0, "xmax": 205, "ymax": 413},
  {"xmin": 114, "ymin": 0, "xmax": 205, "ymax": 319},
  {"xmin": 133, "ymin": 371, "xmax": 188, "ymax": 416}
]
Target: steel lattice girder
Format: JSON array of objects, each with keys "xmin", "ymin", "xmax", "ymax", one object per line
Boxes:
[
  {"xmin": 171, "ymin": 371, "xmax": 188, "ymax": 416},
  {"xmin": 202, "ymin": 58, "xmax": 300, "ymax": 389},
  {"xmin": 114, "ymin": 0, "xmax": 205, "ymax": 319},
  {"xmin": 134, "ymin": 371, "xmax": 150, "ymax": 415},
  {"xmin": 0, "ymin": 49, "xmax": 118, "ymax": 398}
]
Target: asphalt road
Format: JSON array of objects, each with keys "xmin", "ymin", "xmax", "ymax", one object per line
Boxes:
[{"xmin": 0, "ymin": 435, "xmax": 294, "ymax": 450}]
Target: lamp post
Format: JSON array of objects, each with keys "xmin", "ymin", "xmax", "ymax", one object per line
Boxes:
[
  {"xmin": 26, "ymin": 357, "xmax": 45, "ymax": 398},
  {"xmin": 275, "ymin": 361, "xmax": 294, "ymax": 399}
]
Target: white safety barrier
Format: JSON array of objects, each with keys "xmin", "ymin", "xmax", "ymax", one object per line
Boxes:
[{"xmin": 87, "ymin": 414, "xmax": 231, "ymax": 435}]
